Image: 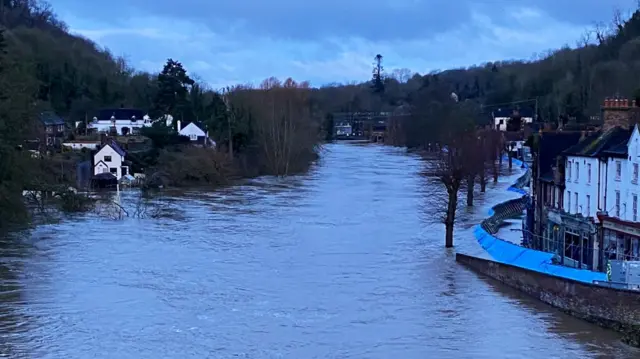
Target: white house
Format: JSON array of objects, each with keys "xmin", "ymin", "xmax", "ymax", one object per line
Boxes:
[
  {"xmin": 598, "ymin": 125, "xmax": 640, "ymax": 263},
  {"xmin": 177, "ymin": 120, "xmax": 215, "ymax": 147},
  {"xmin": 87, "ymin": 108, "xmax": 153, "ymax": 135},
  {"xmin": 493, "ymin": 108, "xmax": 534, "ymax": 131},
  {"xmin": 563, "ymin": 127, "xmax": 635, "ymax": 220},
  {"xmin": 93, "ymin": 141, "xmax": 128, "ymax": 180},
  {"xmin": 561, "ymin": 125, "xmax": 640, "ymax": 264}
]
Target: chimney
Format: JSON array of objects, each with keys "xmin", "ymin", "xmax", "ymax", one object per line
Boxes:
[
  {"xmin": 633, "ymin": 99, "xmax": 637, "ymax": 107},
  {"xmin": 602, "ymin": 95, "xmax": 633, "ymax": 132},
  {"xmin": 177, "ymin": 120, "xmax": 181, "ymax": 132}
]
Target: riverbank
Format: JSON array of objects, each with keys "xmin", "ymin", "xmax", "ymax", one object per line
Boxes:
[{"xmin": 459, "ymin": 155, "xmax": 640, "ymax": 348}]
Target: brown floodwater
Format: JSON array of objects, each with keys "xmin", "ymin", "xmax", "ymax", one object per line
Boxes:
[{"xmin": 0, "ymin": 143, "xmax": 637, "ymax": 358}]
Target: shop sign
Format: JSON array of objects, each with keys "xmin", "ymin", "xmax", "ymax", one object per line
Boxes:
[{"xmin": 603, "ymin": 220, "xmax": 640, "ymax": 237}]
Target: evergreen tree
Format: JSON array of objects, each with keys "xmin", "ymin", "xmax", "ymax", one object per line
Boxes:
[
  {"xmin": 371, "ymin": 54, "xmax": 385, "ymax": 94},
  {"xmin": 152, "ymin": 59, "xmax": 195, "ymax": 129}
]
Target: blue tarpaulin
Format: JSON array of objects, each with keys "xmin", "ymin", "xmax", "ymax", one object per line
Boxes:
[{"xmin": 474, "ymin": 156, "xmax": 607, "ymax": 284}]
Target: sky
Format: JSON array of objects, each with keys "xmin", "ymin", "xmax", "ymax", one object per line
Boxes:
[{"xmin": 54, "ymin": 0, "xmax": 637, "ymax": 89}]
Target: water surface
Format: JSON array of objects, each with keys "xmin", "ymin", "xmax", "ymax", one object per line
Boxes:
[{"xmin": 0, "ymin": 143, "xmax": 636, "ymax": 358}]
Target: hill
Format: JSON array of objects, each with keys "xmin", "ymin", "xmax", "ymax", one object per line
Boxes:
[{"xmin": 312, "ymin": 7, "xmax": 640, "ymax": 128}]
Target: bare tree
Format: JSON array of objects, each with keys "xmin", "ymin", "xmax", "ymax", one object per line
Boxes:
[{"xmin": 427, "ymin": 101, "xmax": 479, "ymax": 247}]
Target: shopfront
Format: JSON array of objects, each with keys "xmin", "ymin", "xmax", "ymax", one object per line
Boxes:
[
  {"xmin": 544, "ymin": 208, "xmax": 597, "ymax": 270},
  {"xmin": 600, "ymin": 217, "xmax": 640, "ymax": 269}
]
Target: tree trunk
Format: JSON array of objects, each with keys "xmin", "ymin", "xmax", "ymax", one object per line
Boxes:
[
  {"xmin": 508, "ymin": 152, "xmax": 513, "ymax": 169},
  {"xmin": 480, "ymin": 167, "xmax": 487, "ymax": 192},
  {"xmin": 492, "ymin": 160, "xmax": 499, "ymax": 182},
  {"xmin": 466, "ymin": 174, "xmax": 475, "ymax": 206},
  {"xmin": 445, "ymin": 189, "xmax": 458, "ymax": 248}
]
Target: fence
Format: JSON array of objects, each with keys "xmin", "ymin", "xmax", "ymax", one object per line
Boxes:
[{"xmin": 473, "ymin": 156, "xmax": 606, "ymax": 284}]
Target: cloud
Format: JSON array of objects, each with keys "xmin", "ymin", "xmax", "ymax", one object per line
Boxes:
[{"xmin": 54, "ymin": 0, "xmax": 636, "ymax": 88}]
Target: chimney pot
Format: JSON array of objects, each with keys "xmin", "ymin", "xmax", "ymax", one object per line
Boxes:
[
  {"xmin": 624, "ymin": 98, "xmax": 629, "ymax": 107},
  {"xmin": 633, "ymin": 99, "xmax": 637, "ymax": 107}
]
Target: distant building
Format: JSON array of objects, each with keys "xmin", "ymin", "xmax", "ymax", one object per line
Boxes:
[
  {"xmin": 493, "ymin": 108, "xmax": 534, "ymax": 131},
  {"xmin": 177, "ymin": 120, "xmax": 215, "ymax": 147},
  {"xmin": 87, "ymin": 108, "xmax": 152, "ymax": 135},
  {"xmin": 38, "ymin": 112, "xmax": 66, "ymax": 147},
  {"xmin": 334, "ymin": 122, "xmax": 352, "ymax": 136},
  {"xmin": 93, "ymin": 140, "xmax": 128, "ymax": 180},
  {"xmin": 62, "ymin": 141, "xmax": 101, "ymax": 151}
]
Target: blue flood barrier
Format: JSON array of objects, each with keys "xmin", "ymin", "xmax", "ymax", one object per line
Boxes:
[
  {"xmin": 475, "ymin": 155, "xmax": 607, "ymax": 284},
  {"xmin": 473, "ymin": 225, "xmax": 607, "ymax": 283}
]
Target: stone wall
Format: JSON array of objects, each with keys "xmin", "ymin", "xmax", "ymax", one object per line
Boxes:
[{"xmin": 456, "ymin": 253, "xmax": 640, "ymax": 346}]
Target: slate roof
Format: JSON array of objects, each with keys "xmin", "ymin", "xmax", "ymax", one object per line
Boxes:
[
  {"xmin": 536, "ymin": 131, "xmax": 583, "ymax": 182},
  {"xmin": 180, "ymin": 121, "xmax": 207, "ymax": 131},
  {"xmin": 39, "ymin": 112, "xmax": 65, "ymax": 126},
  {"xmin": 109, "ymin": 140, "xmax": 126, "ymax": 157},
  {"xmin": 97, "ymin": 108, "xmax": 145, "ymax": 121},
  {"xmin": 562, "ymin": 127, "xmax": 632, "ymax": 157}
]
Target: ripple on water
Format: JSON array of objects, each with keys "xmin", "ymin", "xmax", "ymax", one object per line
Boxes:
[{"xmin": 0, "ymin": 143, "xmax": 637, "ymax": 358}]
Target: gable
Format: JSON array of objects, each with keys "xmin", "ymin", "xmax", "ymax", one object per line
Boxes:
[
  {"xmin": 95, "ymin": 144, "xmax": 122, "ymax": 158},
  {"xmin": 179, "ymin": 122, "xmax": 206, "ymax": 136}
]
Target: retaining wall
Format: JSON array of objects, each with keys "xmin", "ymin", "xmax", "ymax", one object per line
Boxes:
[{"xmin": 456, "ymin": 253, "xmax": 640, "ymax": 346}]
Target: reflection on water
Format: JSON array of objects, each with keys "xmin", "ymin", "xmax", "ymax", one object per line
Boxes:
[{"xmin": 0, "ymin": 143, "xmax": 637, "ymax": 358}]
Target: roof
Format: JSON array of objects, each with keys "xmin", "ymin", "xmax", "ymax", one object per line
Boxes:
[
  {"xmin": 39, "ymin": 112, "xmax": 65, "ymax": 126},
  {"xmin": 536, "ymin": 131, "xmax": 583, "ymax": 181},
  {"xmin": 98, "ymin": 140, "xmax": 126, "ymax": 157},
  {"xmin": 109, "ymin": 140, "xmax": 126, "ymax": 157},
  {"xmin": 562, "ymin": 127, "xmax": 632, "ymax": 158},
  {"xmin": 492, "ymin": 107, "xmax": 534, "ymax": 118},
  {"xmin": 97, "ymin": 108, "xmax": 145, "ymax": 122}
]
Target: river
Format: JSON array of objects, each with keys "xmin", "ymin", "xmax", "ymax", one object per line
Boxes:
[{"xmin": 0, "ymin": 143, "xmax": 638, "ymax": 358}]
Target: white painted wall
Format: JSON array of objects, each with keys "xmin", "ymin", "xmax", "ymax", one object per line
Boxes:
[
  {"xmin": 88, "ymin": 116, "xmax": 153, "ymax": 134},
  {"xmin": 93, "ymin": 144, "xmax": 125, "ymax": 180},
  {"xmin": 565, "ymin": 155, "xmax": 599, "ymax": 219},
  {"xmin": 62, "ymin": 141, "xmax": 100, "ymax": 150},
  {"xmin": 602, "ymin": 128, "xmax": 640, "ymax": 222},
  {"xmin": 494, "ymin": 116, "xmax": 533, "ymax": 131}
]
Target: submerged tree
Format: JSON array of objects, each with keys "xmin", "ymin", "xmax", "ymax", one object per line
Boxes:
[{"xmin": 425, "ymin": 99, "xmax": 479, "ymax": 247}]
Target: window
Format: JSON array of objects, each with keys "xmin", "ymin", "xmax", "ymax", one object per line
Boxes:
[
  {"xmin": 587, "ymin": 163, "xmax": 591, "ymax": 184},
  {"xmin": 616, "ymin": 191, "xmax": 621, "ymax": 217},
  {"xmin": 634, "ymin": 163, "xmax": 639, "ymax": 184},
  {"xmin": 46, "ymin": 126, "xmax": 52, "ymax": 133},
  {"xmin": 567, "ymin": 161, "xmax": 572, "ymax": 180},
  {"xmin": 575, "ymin": 162, "xmax": 579, "ymax": 182},
  {"xmin": 574, "ymin": 192, "xmax": 578, "ymax": 214},
  {"xmin": 189, "ymin": 134, "xmax": 198, "ymax": 141},
  {"xmin": 567, "ymin": 191, "xmax": 571, "ymax": 212},
  {"xmin": 104, "ymin": 155, "xmax": 112, "ymax": 162},
  {"xmin": 586, "ymin": 195, "xmax": 590, "ymax": 216},
  {"xmin": 58, "ymin": 125, "xmax": 64, "ymax": 132},
  {"xmin": 109, "ymin": 168, "xmax": 117, "ymax": 174},
  {"xmin": 616, "ymin": 161, "xmax": 622, "ymax": 180},
  {"xmin": 634, "ymin": 195, "xmax": 638, "ymax": 222}
]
